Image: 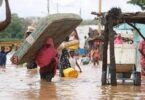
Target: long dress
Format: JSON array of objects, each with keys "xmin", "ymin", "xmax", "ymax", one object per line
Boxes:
[
  {"xmin": 59, "ymin": 48, "xmax": 71, "ymax": 77},
  {"xmin": 35, "ymin": 38, "xmax": 58, "ymax": 81}
]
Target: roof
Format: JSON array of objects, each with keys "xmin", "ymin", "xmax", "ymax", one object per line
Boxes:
[{"xmin": 114, "ymin": 12, "xmax": 145, "ymax": 25}]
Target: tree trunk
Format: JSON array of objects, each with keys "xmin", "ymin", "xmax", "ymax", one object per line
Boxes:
[
  {"xmin": 101, "ymin": 22, "xmax": 109, "ymax": 85},
  {"xmin": 0, "ymin": 0, "xmax": 11, "ymax": 31},
  {"xmin": 108, "ymin": 16, "xmax": 117, "ymax": 86}
]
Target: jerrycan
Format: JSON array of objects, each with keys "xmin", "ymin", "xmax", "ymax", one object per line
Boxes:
[{"xmin": 63, "ymin": 68, "xmax": 78, "ymax": 78}]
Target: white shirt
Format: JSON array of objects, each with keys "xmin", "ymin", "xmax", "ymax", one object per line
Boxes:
[{"xmin": 69, "ymin": 57, "xmax": 77, "ymax": 68}]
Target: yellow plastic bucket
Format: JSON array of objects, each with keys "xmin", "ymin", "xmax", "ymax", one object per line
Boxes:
[
  {"xmin": 63, "ymin": 68, "xmax": 78, "ymax": 78},
  {"xmin": 67, "ymin": 44, "xmax": 79, "ymax": 50}
]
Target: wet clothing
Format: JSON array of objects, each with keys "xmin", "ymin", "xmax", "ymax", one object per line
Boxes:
[
  {"xmin": 91, "ymin": 49, "xmax": 100, "ymax": 60},
  {"xmin": 90, "ymin": 49, "xmax": 100, "ymax": 65},
  {"xmin": 36, "ymin": 38, "xmax": 58, "ymax": 81},
  {"xmin": 69, "ymin": 51, "xmax": 82, "ymax": 72},
  {"xmin": 59, "ymin": 49, "xmax": 71, "ymax": 77},
  {"xmin": 26, "ymin": 61, "xmax": 37, "ymax": 69},
  {"xmin": 139, "ymin": 40, "xmax": 145, "ymax": 75},
  {"xmin": 39, "ymin": 59, "xmax": 57, "ymax": 81},
  {"xmin": 69, "ymin": 57, "xmax": 77, "ymax": 69},
  {"xmin": 69, "ymin": 56, "xmax": 81, "ymax": 70},
  {"xmin": 0, "ymin": 51, "xmax": 9, "ymax": 68}
]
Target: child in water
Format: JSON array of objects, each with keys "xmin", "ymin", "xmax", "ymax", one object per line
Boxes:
[
  {"xmin": 90, "ymin": 46, "xmax": 100, "ymax": 66},
  {"xmin": 69, "ymin": 50, "xmax": 82, "ymax": 72},
  {"xmin": 0, "ymin": 46, "xmax": 12, "ymax": 70}
]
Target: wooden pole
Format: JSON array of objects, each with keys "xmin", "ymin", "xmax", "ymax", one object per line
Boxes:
[
  {"xmin": 98, "ymin": 0, "xmax": 102, "ymax": 34},
  {"xmin": 101, "ymin": 22, "xmax": 109, "ymax": 85},
  {"xmin": 108, "ymin": 16, "xmax": 117, "ymax": 86},
  {"xmin": 47, "ymin": 0, "xmax": 50, "ymax": 14},
  {"xmin": 99, "ymin": 0, "xmax": 102, "ymax": 14},
  {"xmin": 57, "ymin": 0, "xmax": 59, "ymax": 13}
]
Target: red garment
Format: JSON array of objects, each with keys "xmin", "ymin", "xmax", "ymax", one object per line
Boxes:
[
  {"xmin": 36, "ymin": 38, "xmax": 58, "ymax": 74},
  {"xmin": 91, "ymin": 49, "xmax": 100, "ymax": 61},
  {"xmin": 139, "ymin": 40, "xmax": 145, "ymax": 76},
  {"xmin": 139, "ymin": 40, "xmax": 145, "ymax": 68}
]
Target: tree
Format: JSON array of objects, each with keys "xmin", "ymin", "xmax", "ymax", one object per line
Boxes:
[
  {"xmin": 128, "ymin": 0, "xmax": 145, "ymax": 10},
  {"xmin": 0, "ymin": 14, "xmax": 25, "ymax": 39},
  {"xmin": 0, "ymin": 0, "xmax": 11, "ymax": 31},
  {"xmin": 0, "ymin": 13, "xmax": 41, "ymax": 39}
]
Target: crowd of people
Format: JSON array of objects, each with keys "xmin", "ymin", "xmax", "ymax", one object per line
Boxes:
[
  {"xmin": 0, "ymin": 27, "xmax": 102, "ymax": 82},
  {"xmin": 0, "ymin": 27, "xmax": 84, "ymax": 82},
  {"xmin": 1, "ymin": 26, "xmax": 145, "ymax": 82}
]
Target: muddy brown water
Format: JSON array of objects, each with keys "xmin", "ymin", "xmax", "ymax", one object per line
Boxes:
[{"xmin": 0, "ymin": 52, "xmax": 145, "ymax": 100}]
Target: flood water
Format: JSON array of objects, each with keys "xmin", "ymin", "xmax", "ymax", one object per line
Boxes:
[{"xmin": 0, "ymin": 52, "xmax": 145, "ymax": 100}]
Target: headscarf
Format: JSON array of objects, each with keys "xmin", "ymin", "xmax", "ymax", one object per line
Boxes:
[{"xmin": 36, "ymin": 38, "xmax": 58, "ymax": 71}]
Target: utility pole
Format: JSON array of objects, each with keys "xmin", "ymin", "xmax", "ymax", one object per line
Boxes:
[
  {"xmin": 56, "ymin": 0, "xmax": 59, "ymax": 13},
  {"xmin": 47, "ymin": 0, "xmax": 50, "ymax": 14},
  {"xmin": 92, "ymin": 0, "xmax": 102, "ymax": 34},
  {"xmin": 98, "ymin": 0, "xmax": 102, "ymax": 34},
  {"xmin": 99, "ymin": 0, "xmax": 102, "ymax": 14},
  {"xmin": 79, "ymin": 0, "xmax": 82, "ymax": 17},
  {"xmin": 79, "ymin": 8, "xmax": 82, "ymax": 17}
]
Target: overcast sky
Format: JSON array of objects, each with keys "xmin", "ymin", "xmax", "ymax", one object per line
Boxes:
[{"xmin": 0, "ymin": 0, "xmax": 142, "ymax": 20}]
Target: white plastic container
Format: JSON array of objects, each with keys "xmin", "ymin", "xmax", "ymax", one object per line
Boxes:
[{"xmin": 107, "ymin": 44, "xmax": 136, "ymax": 64}]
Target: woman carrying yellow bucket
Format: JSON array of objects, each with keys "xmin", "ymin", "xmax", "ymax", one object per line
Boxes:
[{"xmin": 63, "ymin": 50, "xmax": 82, "ymax": 78}]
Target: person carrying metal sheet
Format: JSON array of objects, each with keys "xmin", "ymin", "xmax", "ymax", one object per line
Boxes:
[{"xmin": 24, "ymin": 24, "xmax": 37, "ymax": 69}]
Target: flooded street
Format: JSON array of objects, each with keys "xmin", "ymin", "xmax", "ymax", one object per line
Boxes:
[{"xmin": 0, "ymin": 53, "xmax": 145, "ymax": 100}]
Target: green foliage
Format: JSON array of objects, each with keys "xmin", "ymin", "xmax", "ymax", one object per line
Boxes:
[
  {"xmin": 0, "ymin": 13, "xmax": 25, "ymax": 39},
  {"xmin": 128, "ymin": 0, "xmax": 145, "ymax": 10},
  {"xmin": 0, "ymin": 38, "xmax": 22, "ymax": 42}
]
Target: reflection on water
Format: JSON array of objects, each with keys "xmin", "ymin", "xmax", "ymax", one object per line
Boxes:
[
  {"xmin": 0, "ymin": 53, "xmax": 145, "ymax": 100},
  {"xmin": 39, "ymin": 81, "xmax": 57, "ymax": 100}
]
